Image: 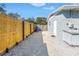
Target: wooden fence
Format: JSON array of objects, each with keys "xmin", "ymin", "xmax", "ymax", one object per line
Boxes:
[{"xmin": 0, "ymin": 13, "xmax": 36, "ymax": 55}]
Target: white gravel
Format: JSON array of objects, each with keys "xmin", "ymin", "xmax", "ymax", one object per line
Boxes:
[{"xmin": 4, "ymin": 31, "xmax": 79, "ymax": 56}]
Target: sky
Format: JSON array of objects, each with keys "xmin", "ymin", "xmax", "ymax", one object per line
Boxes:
[{"xmin": 5, "ymin": 3, "xmax": 64, "ymax": 19}]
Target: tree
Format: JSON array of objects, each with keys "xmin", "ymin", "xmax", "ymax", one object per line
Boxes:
[
  {"xmin": 0, "ymin": 4, "xmax": 6, "ymax": 14},
  {"xmin": 8, "ymin": 13, "xmax": 21, "ymax": 19},
  {"xmin": 26, "ymin": 17, "xmax": 35, "ymax": 23},
  {"xmin": 35, "ymin": 17, "xmax": 47, "ymax": 25}
]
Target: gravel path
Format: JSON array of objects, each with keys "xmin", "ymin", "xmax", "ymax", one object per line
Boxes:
[
  {"xmin": 4, "ymin": 31, "xmax": 79, "ymax": 56},
  {"xmin": 4, "ymin": 31, "xmax": 49, "ymax": 56}
]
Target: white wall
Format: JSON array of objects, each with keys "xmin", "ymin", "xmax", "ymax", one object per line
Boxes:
[
  {"xmin": 48, "ymin": 10, "xmax": 79, "ymax": 40},
  {"xmin": 48, "ymin": 17, "xmax": 55, "ymax": 35},
  {"xmin": 37, "ymin": 25, "xmax": 47, "ymax": 31},
  {"xmin": 56, "ymin": 14, "xmax": 68, "ymax": 40},
  {"xmin": 48, "ymin": 10, "xmax": 71, "ymax": 40},
  {"xmin": 69, "ymin": 10, "xmax": 79, "ymax": 30}
]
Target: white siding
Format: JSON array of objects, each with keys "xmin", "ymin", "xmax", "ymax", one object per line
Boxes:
[
  {"xmin": 48, "ymin": 19, "xmax": 54, "ymax": 35},
  {"xmin": 56, "ymin": 14, "xmax": 68, "ymax": 40},
  {"xmin": 48, "ymin": 10, "xmax": 79, "ymax": 40}
]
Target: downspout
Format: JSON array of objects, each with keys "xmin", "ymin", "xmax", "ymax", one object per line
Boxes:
[
  {"xmin": 70, "ymin": 9, "xmax": 71, "ymax": 18},
  {"xmin": 69, "ymin": 9, "xmax": 74, "ymax": 29},
  {"xmin": 68, "ymin": 9, "xmax": 72, "ymax": 27},
  {"xmin": 69, "ymin": 9, "xmax": 72, "ymax": 25}
]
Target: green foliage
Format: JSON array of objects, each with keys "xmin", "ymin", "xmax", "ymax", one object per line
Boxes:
[
  {"xmin": 8, "ymin": 13, "xmax": 21, "ymax": 19},
  {"xmin": 25, "ymin": 18, "xmax": 36, "ymax": 24},
  {"xmin": 25, "ymin": 17, "xmax": 47, "ymax": 25},
  {"xmin": 35, "ymin": 17, "xmax": 47, "ymax": 25},
  {"xmin": 0, "ymin": 4, "xmax": 6, "ymax": 14}
]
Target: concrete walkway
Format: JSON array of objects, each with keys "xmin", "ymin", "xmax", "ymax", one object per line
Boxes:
[{"xmin": 4, "ymin": 31, "xmax": 79, "ymax": 56}]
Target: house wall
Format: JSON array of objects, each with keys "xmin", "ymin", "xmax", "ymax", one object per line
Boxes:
[
  {"xmin": 69, "ymin": 10, "xmax": 79, "ymax": 29},
  {"xmin": 48, "ymin": 10, "xmax": 69, "ymax": 37},
  {"xmin": 48, "ymin": 17, "xmax": 54, "ymax": 35},
  {"xmin": 56, "ymin": 13, "xmax": 68, "ymax": 40},
  {"xmin": 37, "ymin": 25, "xmax": 48, "ymax": 31},
  {"xmin": 48, "ymin": 10, "xmax": 79, "ymax": 40}
]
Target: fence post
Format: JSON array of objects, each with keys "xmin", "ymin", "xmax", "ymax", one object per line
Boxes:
[
  {"xmin": 22, "ymin": 21, "xmax": 24, "ymax": 40},
  {"xmin": 30, "ymin": 23, "xmax": 31, "ymax": 34}
]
